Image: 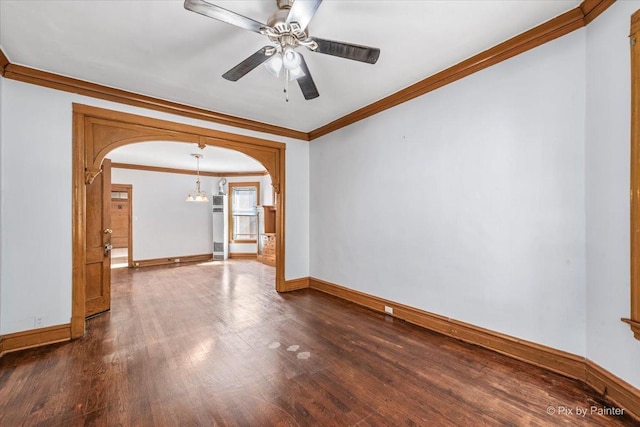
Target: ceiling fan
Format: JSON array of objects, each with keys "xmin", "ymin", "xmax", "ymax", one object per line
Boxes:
[{"xmin": 184, "ymin": 0, "xmax": 381, "ymax": 101}]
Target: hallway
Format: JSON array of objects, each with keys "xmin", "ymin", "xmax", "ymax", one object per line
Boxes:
[{"xmin": 0, "ymin": 260, "xmax": 636, "ymax": 426}]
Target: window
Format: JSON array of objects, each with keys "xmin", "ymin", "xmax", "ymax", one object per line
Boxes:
[
  {"xmin": 111, "ymin": 191, "xmax": 128, "ymax": 200},
  {"xmin": 229, "ymin": 182, "xmax": 260, "ymax": 242},
  {"xmin": 627, "ymin": 9, "xmax": 640, "ymax": 340}
]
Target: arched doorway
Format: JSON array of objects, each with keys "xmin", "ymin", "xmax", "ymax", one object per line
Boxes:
[{"xmin": 71, "ymin": 104, "xmax": 286, "ymax": 338}]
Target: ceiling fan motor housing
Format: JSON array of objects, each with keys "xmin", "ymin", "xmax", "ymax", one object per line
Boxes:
[
  {"xmin": 266, "ymin": 8, "xmax": 313, "ymax": 49},
  {"xmin": 268, "ymin": 8, "xmax": 291, "ymax": 34},
  {"xmin": 276, "ymin": 0, "xmax": 294, "ymax": 10}
]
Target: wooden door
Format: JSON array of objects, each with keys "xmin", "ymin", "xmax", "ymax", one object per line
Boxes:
[
  {"xmin": 85, "ymin": 158, "xmax": 112, "ymax": 317},
  {"xmin": 110, "ymin": 186, "xmax": 130, "ymax": 248}
]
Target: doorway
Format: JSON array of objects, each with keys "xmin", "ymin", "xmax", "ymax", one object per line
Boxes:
[
  {"xmin": 71, "ymin": 104, "xmax": 286, "ymax": 339},
  {"xmin": 110, "ymin": 183, "xmax": 133, "ymax": 268}
]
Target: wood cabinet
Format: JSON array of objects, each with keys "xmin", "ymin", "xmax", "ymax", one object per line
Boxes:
[
  {"xmin": 258, "ymin": 233, "xmax": 276, "ymax": 267},
  {"xmin": 257, "ymin": 205, "xmax": 276, "ymax": 266}
]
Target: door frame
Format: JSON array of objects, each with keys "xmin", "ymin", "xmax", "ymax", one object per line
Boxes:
[
  {"xmin": 71, "ymin": 104, "xmax": 287, "ymax": 338},
  {"xmin": 111, "ymin": 183, "xmax": 133, "ymax": 268}
]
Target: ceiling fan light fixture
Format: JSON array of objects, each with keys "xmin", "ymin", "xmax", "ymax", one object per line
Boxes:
[
  {"xmin": 282, "ymin": 46, "xmax": 301, "ymax": 70},
  {"xmin": 264, "ymin": 53, "xmax": 283, "ymax": 77},
  {"xmin": 288, "ymin": 65, "xmax": 305, "ymax": 81}
]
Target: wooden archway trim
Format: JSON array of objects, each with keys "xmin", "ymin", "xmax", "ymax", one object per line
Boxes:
[{"xmin": 71, "ymin": 103, "xmax": 287, "ymax": 338}]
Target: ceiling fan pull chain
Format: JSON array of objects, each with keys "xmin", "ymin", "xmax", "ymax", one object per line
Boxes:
[{"xmin": 284, "ymin": 69, "xmax": 290, "ymax": 102}]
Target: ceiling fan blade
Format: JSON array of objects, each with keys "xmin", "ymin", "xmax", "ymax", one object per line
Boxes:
[
  {"xmin": 286, "ymin": 0, "xmax": 322, "ymax": 31},
  {"xmin": 310, "ymin": 37, "xmax": 380, "ymax": 64},
  {"xmin": 222, "ymin": 47, "xmax": 273, "ymax": 81},
  {"xmin": 184, "ymin": 0, "xmax": 266, "ymax": 34},
  {"xmin": 296, "ymin": 54, "xmax": 319, "ymax": 100}
]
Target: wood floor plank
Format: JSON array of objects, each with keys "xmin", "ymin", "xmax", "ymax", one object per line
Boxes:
[{"xmin": 0, "ymin": 260, "xmax": 637, "ymax": 426}]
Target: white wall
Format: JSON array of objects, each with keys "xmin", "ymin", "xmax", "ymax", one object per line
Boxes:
[
  {"xmin": 262, "ymin": 173, "xmax": 274, "ymax": 206},
  {"xmin": 0, "ymin": 79, "xmax": 309, "ymax": 334},
  {"xmin": 285, "ymin": 138, "xmax": 310, "ymax": 279},
  {"xmin": 311, "ymin": 30, "xmax": 588, "ymax": 355},
  {"xmin": 1, "ymin": 80, "xmax": 74, "ymax": 333},
  {"xmin": 585, "ymin": 1, "xmax": 640, "ymax": 389},
  {"xmin": 112, "ymin": 168, "xmax": 211, "ymax": 260},
  {"xmin": 110, "ymin": 169, "xmax": 269, "ymax": 260}
]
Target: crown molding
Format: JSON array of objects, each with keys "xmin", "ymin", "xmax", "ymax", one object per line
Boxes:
[
  {"xmin": 111, "ymin": 162, "xmax": 268, "ymax": 177},
  {"xmin": 1, "ymin": 61, "xmax": 309, "ymax": 141},
  {"xmin": 0, "ymin": 48, "xmax": 9, "ymax": 77},
  {"xmin": 0, "ymin": 0, "xmax": 615, "ymax": 142},
  {"xmin": 581, "ymin": 0, "xmax": 617, "ymax": 25},
  {"xmin": 308, "ymin": 0, "xmax": 615, "ymax": 140}
]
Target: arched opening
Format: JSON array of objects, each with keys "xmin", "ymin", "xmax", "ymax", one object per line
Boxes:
[
  {"xmin": 107, "ymin": 142, "xmax": 272, "ymax": 268},
  {"xmin": 71, "ymin": 104, "xmax": 286, "ymax": 338}
]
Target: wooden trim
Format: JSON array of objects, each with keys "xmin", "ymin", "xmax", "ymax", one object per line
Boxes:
[
  {"xmin": 133, "ymin": 253, "xmax": 213, "ymax": 268},
  {"xmin": 275, "ymin": 137, "xmax": 286, "ymax": 292},
  {"xmin": 1, "ymin": 62, "xmax": 309, "ymax": 141},
  {"xmin": 0, "ymin": 324, "xmax": 71, "ymax": 357},
  {"xmin": 0, "ymin": 48, "xmax": 9, "ymax": 77},
  {"xmin": 71, "ymin": 111, "xmax": 86, "ymax": 339},
  {"xmin": 633, "ymin": 8, "xmax": 640, "ymax": 36},
  {"xmin": 629, "ymin": 9, "xmax": 640, "ymax": 341},
  {"xmin": 308, "ymin": 0, "xmax": 615, "ymax": 140},
  {"xmin": 309, "ymin": 277, "xmax": 586, "ymax": 380},
  {"xmin": 228, "ymin": 252, "xmax": 257, "ymax": 259},
  {"xmin": 308, "ymin": 277, "xmax": 640, "ymax": 420},
  {"xmin": 282, "ymin": 277, "xmax": 310, "ymax": 292},
  {"xmin": 581, "ymin": 0, "xmax": 617, "ymax": 25},
  {"xmin": 586, "ymin": 360, "xmax": 640, "ymax": 422},
  {"xmin": 73, "ymin": 103, "xmax": 286, "ymax": 149},
  {"xmin": 112, "ymin": 162, "xmax": 268, "ymax": 177},
  {"xmin": 73, "ymin": 104, "xmax": 287, "ymax": 336},
  {"xmin": 228, "ymin": 181, "xmax": 261, "ymax": 244}
]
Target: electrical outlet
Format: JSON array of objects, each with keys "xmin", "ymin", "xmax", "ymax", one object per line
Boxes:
[
  {"xmin": 34, "ymin": 316, "xmax": 44, "ymax": 327},
  {"xmin": 384, "ymin": 306, "xmax": 394, "ymax": 315}
]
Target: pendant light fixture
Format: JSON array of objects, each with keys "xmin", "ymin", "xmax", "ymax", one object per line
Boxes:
[{"xmin": 186, "ymin": 153, "xmax": 208, "ymax": 202}]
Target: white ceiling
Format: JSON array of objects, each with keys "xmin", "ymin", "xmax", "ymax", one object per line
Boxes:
[
  {"xmin": 0, "ymin": 0, "xmax": 581, "ymax": 133},
  {"xmin": 108, "ymin": 141, "xmax": 266, "ymax": 172}
]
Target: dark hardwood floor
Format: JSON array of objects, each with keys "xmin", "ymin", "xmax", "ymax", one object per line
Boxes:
[{"xmin": 0, "ymin": 260, "xmax": 638, "ymax": 426}]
